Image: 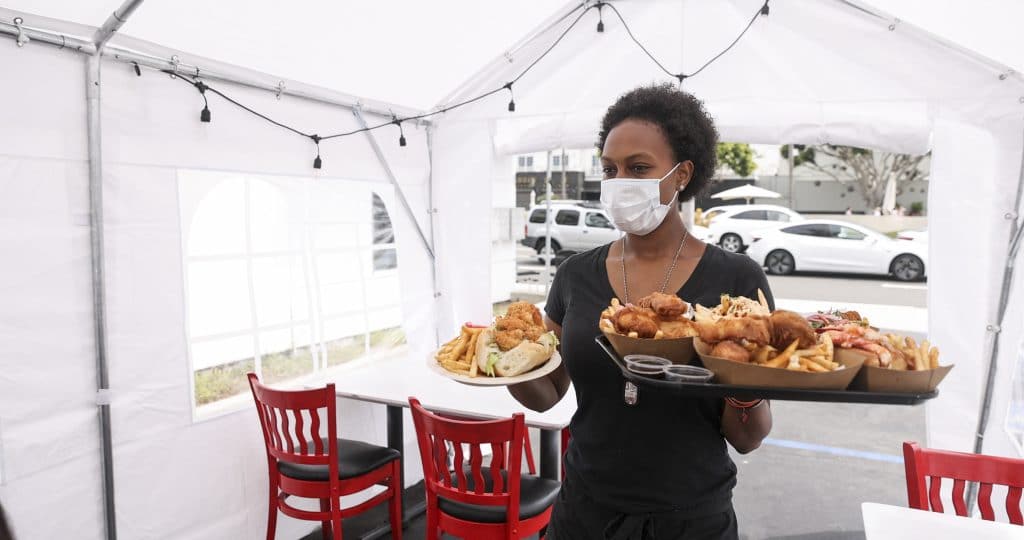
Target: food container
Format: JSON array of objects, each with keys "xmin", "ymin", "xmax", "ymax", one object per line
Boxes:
[
  {"xmin": 662, "ymin": 364, "xmax": 714, "ymax": 383},
  {"xmin": 624, "ymin": 355, "xmax": 671, "ymax": 378},
  {"xmin": 694, "ymin": 338, "xmax": 864, "ymax": 390},
  {"xmin": 838, "ymin": 348, "xmax": 955, "ymax": 393},
  {"xmin": 603, "ymin": 330, "xmax": 696, "ymax": 365}
]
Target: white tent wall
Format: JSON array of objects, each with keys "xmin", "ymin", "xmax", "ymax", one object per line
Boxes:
[
  {"xmin": 0, "ymin": 41, "xmax": 106, "ymax": 539},
  {"xmin": 927, "ymin": 117, "xmax": 1024, "ymax": 457},
  {"xmin": 0, "ymin": 28, "xmax": 438, "ymax": 540}
]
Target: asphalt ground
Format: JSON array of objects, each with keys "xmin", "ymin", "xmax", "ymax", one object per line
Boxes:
[{"xmin": 512, "ymin": 245, "xmax": 930, "ymax": 540}]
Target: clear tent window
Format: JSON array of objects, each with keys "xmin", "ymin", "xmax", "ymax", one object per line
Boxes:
[{"xmin": 177, "ymin": 170, "xmax": 406, "ymax": 417}]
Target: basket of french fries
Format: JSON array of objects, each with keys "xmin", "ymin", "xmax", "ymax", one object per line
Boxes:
[
  {"xmin": 691, "ymin": 293, "xmax": 864, "ymax": 390},
  {"xmin": 428, "ymin": 302, "xmax": 561, "ymax": 386},
  {"xmin": 808, "ymin": 310, "xmax": 953, "ymax": 393},
  {"xmin": 598, "ymin": 292, "xmax": 698, "ymax": 365}
]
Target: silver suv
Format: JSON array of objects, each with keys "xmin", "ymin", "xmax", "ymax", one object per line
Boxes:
[{"xmin": 522, "ymin": 202, "xmax": 622, "ymax": 262}]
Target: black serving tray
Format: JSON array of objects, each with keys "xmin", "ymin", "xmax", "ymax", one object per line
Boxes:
[{"xmin": 595, "ymin": 335, "xmax": 937, "ymax": 405}]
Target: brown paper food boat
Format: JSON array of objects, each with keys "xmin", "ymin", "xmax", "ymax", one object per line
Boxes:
[
  {"xmin": 601, "ymin": 330, "xmax": 696, "ymax": 365},
  {"xmin": 837, "ymin": 348, "xmax": 954, "ymax": 393},
  {"xmin": 694, "ymin": 338, "xmax": 864, "ymax": 390}
]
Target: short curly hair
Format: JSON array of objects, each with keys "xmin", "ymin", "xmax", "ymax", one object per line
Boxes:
[{"xmin": 598, "ymin": 84, "xmax": 719, "ymax": 202}]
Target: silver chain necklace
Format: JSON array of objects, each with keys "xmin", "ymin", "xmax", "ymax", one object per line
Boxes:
[{"xmin": 621, "ymin": 229, "xmax": 688, "ymax": 304}]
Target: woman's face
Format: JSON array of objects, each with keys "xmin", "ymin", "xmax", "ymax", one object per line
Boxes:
[{"xmin": 601, "ymin": 118, "xmax": 694, "ymax": 205}]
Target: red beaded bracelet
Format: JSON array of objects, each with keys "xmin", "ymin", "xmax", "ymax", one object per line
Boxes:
[{"xmin": 724, "ymin": 397, "xmax": 766, "ymax": 423}]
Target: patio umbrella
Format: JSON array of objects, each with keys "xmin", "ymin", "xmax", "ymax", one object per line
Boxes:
[{"xmin": 710, "ymin": 184, "xmax": 782, "ymax": 204}]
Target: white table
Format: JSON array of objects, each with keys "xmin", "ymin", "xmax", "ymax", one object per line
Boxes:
[
  {"xmin": 862, "ymin": 503, "xmax": 1024, "ymax": 539},
  {"xmin": 322, "ymin": 355, "xmax": 576, "ymax": 539}
]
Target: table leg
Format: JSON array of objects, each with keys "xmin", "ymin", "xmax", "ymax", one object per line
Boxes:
[
  {"xmin": 359, "ymin": 405, "xmax": 427, "ymax": 540},
  {"xmin": 540, "ymin": 428, "xmax": 560, "ymax": 481}
]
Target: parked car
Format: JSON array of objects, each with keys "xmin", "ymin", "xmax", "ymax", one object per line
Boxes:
[
  {"xmin": 745, "ymin": 220, "xmax": 928, "ymax": 281},
  {"xmin": 702, "ymin": 204, "xmax": 803, "ymax": 253},
  {"xmin": 522, "ymin": 202, "xmax": 622, "ymax": 262},
  {"xmin": 897, "ymin": 229, "xmax": 928, "ymax": 243}
]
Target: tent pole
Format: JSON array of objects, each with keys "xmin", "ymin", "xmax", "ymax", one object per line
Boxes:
[
  {"xmin": 352, "ymin": 108, "xmax": 435, "ymax": 262},
  {"xmin": 544, "ymin": 151, "xmax": 553, "ymax": 296},
  {"xmin": 425, "ymin": 126, "xmax": 442, "ymax": 346},
  {"xmin": 967, "ymin": 131, "xmax": 1024, "ymax": 507},
  {"xmin": 87, "ymin": 3, "xmax": 147, "ymax": 539}
]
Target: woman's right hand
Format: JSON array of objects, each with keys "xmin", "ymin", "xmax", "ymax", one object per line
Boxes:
[{"xmin": 507, "ymin": 316, "xmax": 569, "ymax": 412}]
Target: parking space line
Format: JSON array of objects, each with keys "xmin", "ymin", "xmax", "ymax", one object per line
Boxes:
[
  {"xmin": 762, "ymin": 437, "xmax": 904, "ymax": 464},
  {"xmin": 880, "ymin": 283, "xmax": 928, "ymax": 290}
]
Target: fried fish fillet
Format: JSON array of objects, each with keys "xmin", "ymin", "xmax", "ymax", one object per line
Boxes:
[
  {"xmin": 658, "ymin": 318, "xmax": 698, "ymax": 338},
  {"xmin": 768, "ymin": 310, "xmax": 817, "ymax": 350},
  {"xmin": 695, "ymin": 316, "xmax": 771, "ymax": 345},
  {"xmin": 710, "ymin": 340, "xmax": 752, "ymax": 363},
  {"xmin": 637, "ymin": 292, "xmax": 690, "ymax": 318},
  {"xmin": 612, "ymin": 306, "xmax": 660, "ymax": 338}
]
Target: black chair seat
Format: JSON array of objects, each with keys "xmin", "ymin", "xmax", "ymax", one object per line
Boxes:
[
  {"xmin": 277, "ymin": 438, "xmax": 400, "ymax": 481},
  {"xmin": 438, "ymin": 467, "xmax": 561, "ymax": 524}
]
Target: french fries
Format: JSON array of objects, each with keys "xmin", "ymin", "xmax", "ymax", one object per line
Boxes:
[
  {"xmin": 435, "ymin": 324, "xmax": 486, "ymax": 377},
  {"xmin": 874, "ymin": 332, "xmax": 942, "ymax": 371},
  {"xmin": 728, "ymin": 333, "xmax": 842, "ymax": 373}
]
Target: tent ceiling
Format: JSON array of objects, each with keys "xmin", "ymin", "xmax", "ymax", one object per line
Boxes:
[{"xmin": 5, "ymin": 1, "xmax": 1022, "ymax": 112}]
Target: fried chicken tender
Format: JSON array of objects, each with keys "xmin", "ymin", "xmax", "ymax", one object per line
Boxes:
[
  {"xmin": 658, "ymin": 318, "xmax": 698, "ymax": 338},
  {"xmin": 710, "ymin": 341, "xmax": 751, "ymax": 363},
  {"xmin": 637, "ymin": 292, "xmax": 690, "ymax": 319},
  {"xmin": 505, "ymin": 302, "xmax": 543, "ymax": 326},
  {"xmin": 611, "ymin": 306, "xmax": 660, "ymax": 338},
  {"xmin": 695, "ymin": 316, "xmax": 771, "ymax": 345},
  {"xmin": 494, "ymin": 329, "xmax": 525, "ymax": 351},
  {"xmin": 493, "ymin": 302, "xmax": 546, "ymax": 351},
  {"xmin": 768, "ymin": 310, "xmax": 817, "ymax": 350}
]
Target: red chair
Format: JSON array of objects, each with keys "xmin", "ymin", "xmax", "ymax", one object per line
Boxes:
[
  {"xmin": 409, "ymin": 397, "xmax": 560, "ymax": 540},
  {"xmin": 903, "ymin": 441, "xmax": 1024, "ymax": 524},
  {"xmin": 248, "ymin": 373, "xmax": 402, "ymax": 540}
]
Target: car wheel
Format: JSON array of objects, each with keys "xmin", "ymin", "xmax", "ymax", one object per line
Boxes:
[
  {"xmin": 535, "ymin": 239, "xmax": 561, "ymax": 264},
  {"xmin": 765, "ymin": 250, "xmax": 795, "ymax": 275},
  {"xmin": 719, "ymin": 233, "xmax": 744, "ymax": 253},
  {"xmin": 891, "ymin": 254, "xmax": 924, "ymax": 281}
]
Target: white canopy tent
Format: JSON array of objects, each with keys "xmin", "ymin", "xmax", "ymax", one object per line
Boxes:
[
  {"xmin": 711, "ymin": 184, "xmax": 782, "ymax": 203},
  {"xmin": 1, "ymin": 1, "xmax": 1023, "ymax": 539}
]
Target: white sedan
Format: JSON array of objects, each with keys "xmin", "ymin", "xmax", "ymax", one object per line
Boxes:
[{"xmin": 745, "ymin": 220, "xmax": 928, "ymax": 281}]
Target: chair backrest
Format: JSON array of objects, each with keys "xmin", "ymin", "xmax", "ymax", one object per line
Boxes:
[
  {"xmin": 248, "ymin": 373, "xmax": 338, "ymax": 469},
  {"xmin": 409, "ymin": 398, "xmax": 526, "ymax": 519},
  {"xmin": 903, "ymin": 441, "xmax": 1024, "ymax": 524},
  {"xmin": 432, "ymin": 410, "xmax": 537, "ymax": 476}
]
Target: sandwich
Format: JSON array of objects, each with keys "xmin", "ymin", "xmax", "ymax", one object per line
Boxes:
[{"xmin": 475, "ymin": 302, "xmax": 558, "ymax": 377}]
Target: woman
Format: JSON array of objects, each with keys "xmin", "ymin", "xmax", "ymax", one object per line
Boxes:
[{"xmin": 509, "ymin": 84, "xmax": 773, "ymax": 539}]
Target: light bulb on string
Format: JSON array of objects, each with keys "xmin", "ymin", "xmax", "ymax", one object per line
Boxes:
[
  {"xmin": 311, "ymin": 135, "xmax": 322, "ymax": 169},
  {"xmin": 505, "ymin": 83, "xmax": 515, "ymax": 112},
  {"xmin": 393, "ymin": 117, "xmax": 407, "ymax": 147},
  {"xmin": 597, "ymin": 3, "xmax": 605, "ymax": 32},
  {"xmin": 760, "ymin": 1, "xmax": 770, "ymax": 16},
  {"xmin": 196, "ymin": 81, "xmax": 211, "ymax": 123}
]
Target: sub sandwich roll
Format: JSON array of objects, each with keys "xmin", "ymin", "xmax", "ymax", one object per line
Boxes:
[{"xmin": 475, "ymin": 328, "xmax": 558, "ymax": 377}]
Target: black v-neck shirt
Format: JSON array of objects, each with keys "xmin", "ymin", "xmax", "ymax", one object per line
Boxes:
[{"xmin": 546, "ymin": 242, "xmax": 775, "ymax": 516}]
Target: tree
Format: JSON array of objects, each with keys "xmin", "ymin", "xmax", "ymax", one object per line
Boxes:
[
  {"xmin": 717, "ymin": 143, "xmax": 757, "ymax": 178},
  {"xmin": 781, "ymin": 144, "xmax": 929, "ymax": 209}
]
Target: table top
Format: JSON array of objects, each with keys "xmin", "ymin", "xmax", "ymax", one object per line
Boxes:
[
  {"xmin": 321, "ymin": 355, "xmax": 577, "ymax": 431},
  {"xmin": 862, "ymin": 503, "xmax": 1024, "ymax": 539}
]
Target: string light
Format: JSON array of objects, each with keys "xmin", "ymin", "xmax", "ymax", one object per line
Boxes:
[
  {"xmin": 311, "ymin": 135, "xmax": 322, "ymax": 169},
  {"xmin": 132, "ymin": 61, "xmax": 142, "ymax": 77},
  {"xmin": 393, "ymin": 116, "xmax": 407, "ymax": 147},
  {"xmin": 157, "ymin": 1, "xmax": 768, "ymax": 168},
  {"xmin": 195, "ymin": 81, "xmax": 211, "ymax": 123},
  {"xmin": 505, "ymin": 82, "xmax": 515, "ymax": 112}
]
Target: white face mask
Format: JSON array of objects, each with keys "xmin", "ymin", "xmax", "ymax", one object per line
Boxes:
[{"xmin": 600, "ymin": 163, "xmax": 682, "ymax": 236}]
